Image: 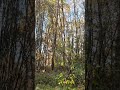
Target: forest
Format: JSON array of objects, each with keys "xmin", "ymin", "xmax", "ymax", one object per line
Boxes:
[
  {"xmin": 35, "ymin": 0, "xmax": 85, "ymax": 89},
  {"xmin": 0, "ymin": 0, "xmax": 120, "ymax": 90}
]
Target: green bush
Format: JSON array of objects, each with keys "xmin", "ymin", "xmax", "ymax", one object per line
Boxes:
[
  {"xmin": 35, "ymin": 72, "xmax": 57, "ymax": 87},
  {"xmin": 73, "ymin": 62, "xmax": 85, "ymax": 86},
  {"xmin": 55, "ymin": 72, "xmax": 75, "ymax": 89},
  {"xmin": 35, "ymin": 60, "xmax": 85, "ymax": 90}
]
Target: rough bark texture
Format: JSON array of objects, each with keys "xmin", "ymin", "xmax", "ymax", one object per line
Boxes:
[
  {"xmin": 0, "ymin": 0, "xmax": 35, "ymax": 89},
  {"xmin": 85, "ymin": 0, "xmax": 120, "ymax": 90}
]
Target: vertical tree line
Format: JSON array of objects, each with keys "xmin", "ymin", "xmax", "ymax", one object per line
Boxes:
[{"xmin": 35, "ymin": 0, "xmax": 85, "ymax": 74}]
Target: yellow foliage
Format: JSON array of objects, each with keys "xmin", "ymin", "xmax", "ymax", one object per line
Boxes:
[{"xmin": 48, "ymin": 0, "xmax": 56, "ymax": 4}]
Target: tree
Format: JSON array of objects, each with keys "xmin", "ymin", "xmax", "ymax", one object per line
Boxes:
[
  {"xmin": 0, "ymin": 0, "xmax": 35, "ymax": 89},
  {"xmin": 85, "ymin": 0, "xmax": 120, "ymax": 90},
  {"xmin": 35, "ymin": 0, "xmax": 84, "ymax": 72}
]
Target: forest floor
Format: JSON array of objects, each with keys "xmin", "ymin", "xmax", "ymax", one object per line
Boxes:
[{"xmin": 35, "ymin": 69, "xmax": 85, "ymax": 90}]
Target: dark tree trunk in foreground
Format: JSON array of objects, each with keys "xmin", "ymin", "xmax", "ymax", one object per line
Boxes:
[
  {"xmin": 85, "ymin": 0, "xmax": 120, "ymax": 90},
  {"xmin": 0, "ymin": 0, "xmax": 35, "ymax": 89}
]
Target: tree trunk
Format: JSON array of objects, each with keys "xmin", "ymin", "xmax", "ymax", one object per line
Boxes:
[
  {"xmin": 0, "ymin": 0, "xmax": 35, "ymax": 89},
  {"xmin": 85, "ymin": 0, "xmax": 120, "ymax": 90}
]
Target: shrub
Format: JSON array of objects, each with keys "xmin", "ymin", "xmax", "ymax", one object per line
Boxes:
[
  {"xmin": 55, "ymin": 72, "xmax": 75, "ymax": 89},
  {"xmin": 35, "ymin": 72, "xmax": 57, "ymax": 87}
]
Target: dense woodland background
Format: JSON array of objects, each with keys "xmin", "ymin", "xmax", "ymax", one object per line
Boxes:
[
  {"xmin": 35, "ymin": 0, "xmax": 85, "ymax": 89},
  {"xmin": 0, "ymin": 0, "xmax": 120, "ymax": 90}
]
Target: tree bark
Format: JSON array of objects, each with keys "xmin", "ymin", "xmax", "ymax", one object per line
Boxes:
[
  {"xmin": 0, "ymin": 0, "xmax": 35, "ymax": 89},
  {"xmin": 85, "ymin": 0, "xmax": 120, "ymax": 90}
]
